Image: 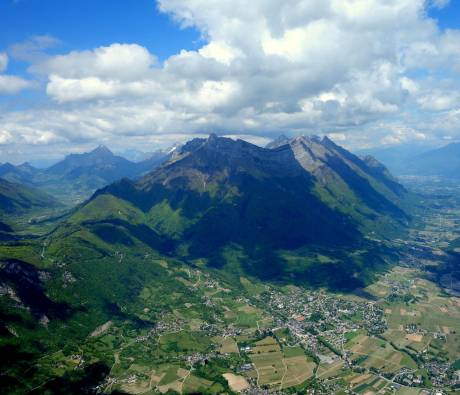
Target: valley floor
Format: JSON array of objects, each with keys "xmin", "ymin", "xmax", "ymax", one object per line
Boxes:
[{"xmin": 1, "ymin": 177, "xmax": 460, "ymax": 395}]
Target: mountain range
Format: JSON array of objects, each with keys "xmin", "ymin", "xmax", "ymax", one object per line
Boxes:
[
  {"xmin": 0, "ymin": 133, "xmax": 414, "ymax": 393},
  {"xmin": 403, "ymin": 142, "xmax": 460, "ymax": 178},
  {"xmin": 0, "ymin": 145, "xmax": 175, "ymax": 205},
  {"xmin": 55, "ymin": 134, "xmax": 411, "ymax": 282},
  {"xmin": 361, "ymin": 141, "xmax": 460, "ymax": 178}
]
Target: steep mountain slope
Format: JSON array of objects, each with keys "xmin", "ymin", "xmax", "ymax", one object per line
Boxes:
[
  {"xmin": 64, "ymin": 135, "xmax": 410, "ymax": 280},
  {"xmin": 403, "ymin": 142, "xmax": 460, "ymax": 178},
  {"xmin": 273, "ymin": 136, "xmax": 409, "ymax": 226}
]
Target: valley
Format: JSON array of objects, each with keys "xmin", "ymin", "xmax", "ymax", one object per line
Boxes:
[
  {"xmin": 1, "ymin": 138, "xmax": 460, "ymax": 394},
  {"xmin": 2, "ymin": 1, "xmax": 460, "ymax": 393}
]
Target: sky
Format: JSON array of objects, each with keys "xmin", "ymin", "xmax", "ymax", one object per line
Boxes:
[{"xmin": 1, "ymin": 0, "xmax": 460, "ymax": 164}]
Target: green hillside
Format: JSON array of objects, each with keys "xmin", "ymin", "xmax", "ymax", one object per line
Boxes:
[
  {"xmin": 0, "ymin": 178, "xmax": 61, "ymax": 218},
  {"xmin": 0, "ymin": 135, "xmax": 415, "ymax": 393}
]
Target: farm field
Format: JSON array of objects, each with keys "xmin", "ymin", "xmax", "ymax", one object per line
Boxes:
[
  {"xmin": 345, "ymin": 334, "xmax": 417, "ymax": 373},
  {"xmin": 249, "ymin": 337, "xmax": 316, "ymax": 389},
  {"xmin": 367, "ymin": 265, "xmax": 460, "ymax": 365}
]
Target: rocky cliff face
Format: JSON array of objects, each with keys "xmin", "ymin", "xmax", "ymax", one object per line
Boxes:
[{"xmin": 139, "ymin": 134, "xmax": 408, "ymax": 219}]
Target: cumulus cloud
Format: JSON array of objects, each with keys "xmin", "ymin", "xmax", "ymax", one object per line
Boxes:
[
  {"xmin": 38, "ymin": 1, "xmax": 440, "ymax": 113},
  {"xmin": 46, "ymin": 75, "xmax": 160, "ymax": 102},
  {"xmin": 33, "ymin": 43, "xmax": 157, "ymax": 80},
  {"xmin": 380, "ymin": 126, "xmax": 427, "ymax": 145},
  {"xmin": 0, "ymin": 75, "xmax": 35, "ymax": 94},
  {"xmin": 2, "ymin": 0, "xmax": 460, "ymax": 160}
]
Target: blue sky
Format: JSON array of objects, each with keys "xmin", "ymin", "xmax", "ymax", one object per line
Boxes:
[
  {"xmin": 1, "ymin": 0, "xmax": 201, "ymax": 77},
  {"xmin": 428, "ymin": 1, "xmax": 460, "ymax": 30},
  {"xmin": 1, "ymin": 0, "xmax": 460, "ymax": 163}
]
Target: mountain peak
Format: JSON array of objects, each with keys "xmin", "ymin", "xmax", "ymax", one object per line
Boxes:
[
  {"xmin": 321, "ymin": 135, "xmax": 335, "ymax": 144},
  {"xmin": 91, "ymin": 144, "xmax": 113, "ymax": 156},
  {"xmin": 18, "ymin": 162, "xmax": 36, "ymax": 170},
  {"xmin": 0, "ymin": 162, "xmax": 16, "ymax": 171}
]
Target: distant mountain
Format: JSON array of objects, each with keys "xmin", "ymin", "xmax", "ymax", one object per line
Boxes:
[
  {"xmin": 0, "ymin": 145, "xmax": 173, "ymax": 205},
  {"xmin": 357, "ymin": 143, "xmax": 437, "ymax": 175},
  {"xmin": 117, "ymin": 148, "xmax": 153, "ymax": 162},
  {"xmin": 0, "ymin": 162, "xmax": 42, "ymax": 185},
  {"xmin": 363, "ymin": 141, "xmax": 460, "ymax": 178},
  {"xmin": 265, "ymin": 134, "xmax": 290, "ymax": 149},
  {"xmin": 45, "ymin": 145, "xmax": 144, "ymax": 188},
  {"xmin": 402, "ymin": 142, "xmax": 460, "ymax": 178},
  {"xmin": 120, "ymin": 143, "xmax": 181, "ymax": 163},
  {"xmin": 43, "ymin": 145, "xmax": 174, "ymax": 202},
  {"xmin": 46, "ymin": 145, "xmax": 128, "ymax": 177},
  {"xmin": 62, "ymin": 134, "xmax": 410, "ymax": 281},
  {"xmin": 133, "ymin": 146, "xmax": 179, "ymax": 174}
]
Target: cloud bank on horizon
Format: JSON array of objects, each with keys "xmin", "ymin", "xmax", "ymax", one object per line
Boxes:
[{"xmin": 1, "ymin": 0, "xmax": 460, "ymax": 163}]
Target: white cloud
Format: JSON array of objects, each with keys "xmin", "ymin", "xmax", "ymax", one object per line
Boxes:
[
  {"xmin": 380, "ymin": 126, "xmax": 427, "ymax": 145},
  {"xmin": 0, "ymin": 75, "xmax": 35, "ymax": 94},
  {"xmin": 2, "ymin": 0, "xmax": 460, "ymax": 159},
  {"xmin": 405, "ymin": 29, "xmax": 460, "ymax": 73},
  {"xmin": 46, "ymin": 75, "xmax": 161, "ymax": 102},
  {"xmin": 327, "ymin": 132, "xmax": 347, "ymax": 141},
  {"xmin": 418, "ymin": 91, "xmax": 460, "ymax": 111},
  {"xmin": 0, "ymin": 130, "xmax": 14, "ymax": 145},
  {"xmin": 34, "ymin": 43, "xmax": 157, "ymax": 80},
  {"xmin": 199, "ymin": 42, "xmax": 242, "ymax": 65},
  {"xmin": 0, "ymin": 50, "xmax": 36, "ymax": 95}
]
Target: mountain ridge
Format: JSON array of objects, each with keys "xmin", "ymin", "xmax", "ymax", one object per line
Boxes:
[{"xmin": 67, "ymin": 134, "xmax": 413, "ymax": 281}]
